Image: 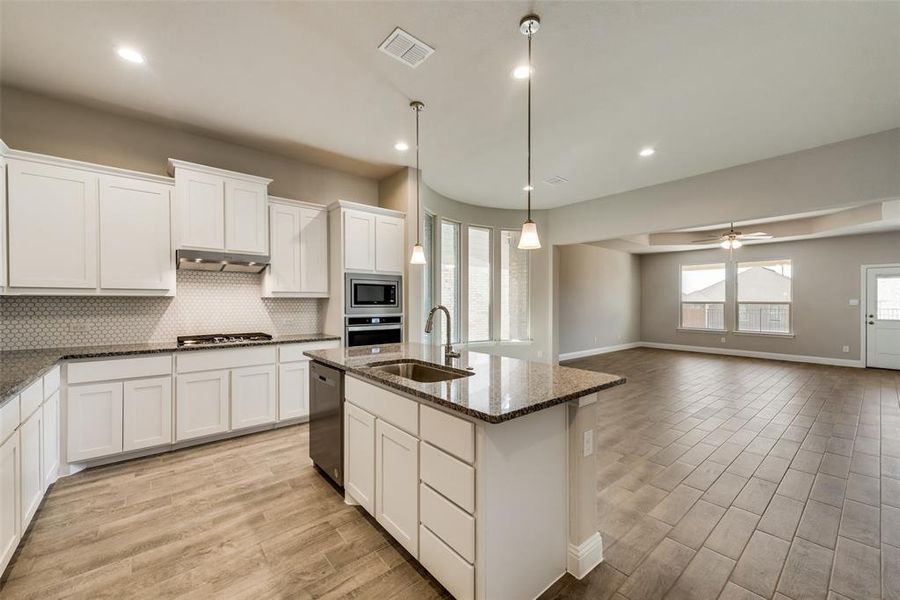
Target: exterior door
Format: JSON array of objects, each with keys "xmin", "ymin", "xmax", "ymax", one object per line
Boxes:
[{"xmin": 866, "ymin": 266, "xmax": 900, "ymax": 370}]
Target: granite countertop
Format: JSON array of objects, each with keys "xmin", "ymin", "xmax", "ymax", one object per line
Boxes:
[
  {"xmin": 305, "ymin": 342, "xmax": 625, "ymax": 424},
  {"xmin": 0, "ymin": 333, "xmax": 341, "ymax": 405}
]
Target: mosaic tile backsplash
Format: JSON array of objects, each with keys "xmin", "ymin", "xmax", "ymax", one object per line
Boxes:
[{"xmin": 0, "ymin": 271, "xmax": 325, "ymax": 351}]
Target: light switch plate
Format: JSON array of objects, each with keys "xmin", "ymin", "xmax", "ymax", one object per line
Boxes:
[
  {"xmin": 583, "ymin": 430, "xmax": 593, "ymax": 457},
  {"xmin": 849, "ymin": 299, "xmax": 860, "ymax": 306}
]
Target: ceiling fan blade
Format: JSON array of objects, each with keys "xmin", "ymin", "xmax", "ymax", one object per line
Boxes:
[
  {"xmin": 691, "ymin": 238, "xmax": 721, "ymax": 244},
  {"xmin": 740, "ymin": 233, "xmax": 772, "ymax": 239}
]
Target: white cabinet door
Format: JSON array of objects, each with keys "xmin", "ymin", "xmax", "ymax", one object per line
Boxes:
[
  {"xmin": 375, "ymin": 215, "xmax": 404, "ymax": 274},
  {"xmin": 123, "ymin": 376, "xmax": 173, "ymax": 452},
  {"xmin": 19, "ymin": 409, "xmax": 43, "ymax": 531},
  {"xmin": 375, "ymin": 418, "xmax": 419, "ymax": 557},
  {"xmin": 176, "ymin": 168, "xmax": 224, "ymax": 250},
  {"xmin": 99, "ymin": 175, "xmax": 173, "ymax": 290},
  {"xmin": 176, "ymin": 370, "xmax": 229, "ymax": 441},
  {"xmin": 42, "ymin": 390, "xmax": 60, "ymax": 489},
  {"xmin": 67, "ymin": 382, "xmax": 123, "ymax": 462},
  {"xmin": 0, "ymin": 434, "xmax": 19, "ymax": 576},
  {"xmin": 345, "ymin": 402, "xmax": 376, "ymax": 514},
  {"xmin": 344, "ymin": 211, "xmax": 375, "ymax": 272},
  {"xmin": 269, "ymin": 204, "xmax": 301, "ymax": 292},
  {"xmin": 278, "ymin": 361, "xmax": 309, "ymax": 421},
  {"xmin": 231, "ymin": 365, "xmax": 277, "ymax": 430},
  {"xmin": 299, "ymin": 207, "xmax": 328, "ymax": 294},
  {"xmin": 7, "ymin": 159, "xmax": 99, "ymax": 288},
  {"xmin": 0, "ymin": 157, "xmax": 6, "ymax": 289},
  {"xmin": 225, "ymin": 179, "xmax": 268, "ymax": 254}
]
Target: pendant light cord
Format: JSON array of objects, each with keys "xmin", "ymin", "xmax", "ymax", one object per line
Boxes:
[
  {"xmin": 415, "ymin": 105, "xmax": 421, "ymax": 245},
  {"xmin": 526, "ymin": 30, "xmax": 532, "ymax": 222}
]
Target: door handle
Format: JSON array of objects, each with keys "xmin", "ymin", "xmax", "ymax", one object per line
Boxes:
[{"xmin": 868, "ymin": 321, "xmax": 875, "ymax": 325}]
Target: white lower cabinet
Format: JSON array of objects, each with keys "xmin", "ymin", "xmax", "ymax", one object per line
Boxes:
[
  {"xmin": 0, "ymin": 433, "xmax": 20, "ymax": 576},
  {"xmin": 42, "ymin": 390, "xmax": 60, "ymax": 489},
  {"xmin": 176, "ymin": 370, "xmax": 229, "ymax": 441},
  {"xmin": 420, "ymin": 524, "xmax": 475, "ymax": 600},
  {"xmin": 345, "ymin": 403, "xmax": 376, "ymax": 513},
  {"xmin": 67, "ymin": 382, "xmax": 123, "ymax": 462},
  {"xmin": 231, "ymin": 365, "xmax": 277, "ymax": 430},
  {"xmin": 123, "ymin": 376, "xmax": 173, "ymax": 452},
  {"xmin": 19, "ymin": 409, "xmax": 43, "ymax": 530},
  {"xmin": 278, "ymin": 361, "xmax": 309, "ymax": 421},
  {"xmin": 375, "ymin": 419, "xmax": 419, "ymax": 557}
]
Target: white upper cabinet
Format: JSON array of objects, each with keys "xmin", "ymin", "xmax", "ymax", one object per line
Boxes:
[
  {"xmin": 344, "ymin": 210, "xmax": 376, "ymax": 272},
  {"xmin": 375, "ymin": 215, "xmax": 404, "ymax": 274},
  {"xmin": 268, "ymin": 203, "xmax": 301, "ymax": 293},
  {"xmin": 265, "ymin": 199, "xmax": 329, "ymax": 297},
  {"xmin": 7, "ymin": 158, "xmax": 99, "ymax": 289},
  {"xmin": 340, "ymin": 205, "xmax": 405, "ymax": 275},
  {"xmin": 0, "ymin": 154, "xmax": 7, "ymax": 289},
  {"xmin": 299, "ymin": 207, "xmax": 328, "ymax": 294},
  {"xmin": 169, "ymin": 160, "xmax": 271, "ymax": 255},
  {"xmin": 99, "ymin": 175, "xmax": 174, "ymax": 291}
]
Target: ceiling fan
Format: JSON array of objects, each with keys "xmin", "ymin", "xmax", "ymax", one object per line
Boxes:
[{"xmin": 691, "ymin": 222, "xmax": 773, "ymax": 249}]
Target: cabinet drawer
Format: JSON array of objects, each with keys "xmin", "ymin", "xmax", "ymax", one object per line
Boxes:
[
  {"xmin": 420, "ymin": 404, "xmax": 474, "ymax": 464},
  {"xmin": 419, "ymin": 524, "xmax": 474, "ymax": 600},
  {"xmin": 176, "ymin": 347, "xmax": 276, "ymax": 373},
  {"xmin": 20, "ymin": 379, "xmax": 43, "ymax": 421},
  {"xmin": 420, "ymin": 483, "xmax": 475, "ymax": 563},
  {"xmin": 43, "ymin": 366, "xmax": 61, "ymax": 398},
  {"xmin": 0, "ymin": 397, "xmax": 19, "ymax": 445},
  {"xmin": 346, "ymin": 376, "xmax": 418, "ymax": 436},
  {"xmin": 69, "ymin": 354, "xmax": 172, "ymax": 384},
  {"xmin": 279, "ymin": 340, "xmax": 340, "ymax": 363},
  {"xmin": 421, "ymin": 442, "xmax": 475, "ymax": 513}
]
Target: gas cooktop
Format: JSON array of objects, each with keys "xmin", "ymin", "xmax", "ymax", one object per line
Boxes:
[{"xmin": 177, "ymin": 333, "xmax": 273, "ymax": 347}]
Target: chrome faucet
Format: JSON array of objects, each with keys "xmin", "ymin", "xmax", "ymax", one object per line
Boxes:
[{"xmin": 425, "ymin": 305, "xmax": 460, "ymax": 362}]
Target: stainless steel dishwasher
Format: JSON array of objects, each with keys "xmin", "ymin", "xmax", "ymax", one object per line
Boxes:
[{"xmin": 309, "ymin": 361, "xmax": 344, "ymax": 487}]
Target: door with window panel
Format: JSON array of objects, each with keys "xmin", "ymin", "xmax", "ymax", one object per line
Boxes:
[{"xmin": 866, "ymin": 266, "xmax": 900, "ymax": 370}]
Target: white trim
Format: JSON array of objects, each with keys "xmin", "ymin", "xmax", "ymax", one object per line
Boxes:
[
  {"xmin": 166, "ymin": 158, "xmax": 272, "ymax": 184},
  {"xmin": 640, "ymin": 342, "xmax": 864, "ymax": 368},
  {"xmin": 326, "ymin": 199, "xmax": 406, "ymax": 218},
  {"xmin": 7, "ymin": 148, "xmax": 174, "ymax": 185},
  {"xmin": 566, "ymin": 532, "xmax": 604, "ymax": 580},
  {"xmin": 733, "ymin": 331, "xmax": 795, "ymax": 338},
  {"xmin": 676, "ymin": 327, "xmax": 726, "ymax": 334},
  {"xmin": 267, "ymin": 195, "xmax": 327, "ymax": 211},
  {"xmin": 559, "ymin": 342, "xmax": 641, "ymax": 361}
]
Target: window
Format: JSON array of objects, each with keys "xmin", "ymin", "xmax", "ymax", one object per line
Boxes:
[
  {"xmin": 440, "ymin": 220, "xmax": 461, "ymax": 343},
  {"xmin": 876, "ymin": 276, "xmax": 900, "ymax": 320},
  {"xmin": 680, "ymin": 263, "xmax": 726, "ymax": 330},
  {"xmin": 467, "ymin": 226, "xmax": 492, "ymax": 342},
  {"xmin": 422, "ymin": 213, "xmax": 435, "ymax": 338},
  {"xmin": 737, "ymin": 259, "xmax": 792, "ymax": 334},
  {"xmin": 500, "ymin": 230, "xmax": 530, "ymax": 341}
]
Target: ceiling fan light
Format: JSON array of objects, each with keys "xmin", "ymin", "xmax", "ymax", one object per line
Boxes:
[
  {"xmin": 720, "ymin": 239, "xmax": 732, "ymax": 249},
  {"xmin": 731, "ymin": 239, "xmax": 743, "ymax": 249},
  {"xmin": 518, "ymin": 220, "xmax": 542, "ymax": 250},
  {"xmin": 409, "ymin": 243, "xmax": 427, "ymax": 265}
]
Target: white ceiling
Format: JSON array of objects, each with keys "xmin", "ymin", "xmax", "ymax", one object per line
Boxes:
[{"xmin": 2, "ymin": 1, "xmax": 899, "ymax": 209}]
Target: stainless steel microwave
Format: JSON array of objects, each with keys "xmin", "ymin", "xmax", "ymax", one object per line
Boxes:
[{"xmin": 345, "ymin": 273, "xmax": 402, "ymax": 315}]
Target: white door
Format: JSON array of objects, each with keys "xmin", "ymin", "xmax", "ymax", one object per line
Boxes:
[
  {"xmin": 345, "ymin": 402, "xmax": 376, "ymax": 514},
  {"xmin": 19, "ymin": 409, "xmax": 43, "ymax": 530},
  {"xmin": 375, "ymin": 215, "xmax": 404, "ymax": 274},
  {"xmin": 0, "ymin": 434, "xmax": 20, "ymax": 575},
  {"xmin": 225, "ymin": 179, "xmax": 268, "ymax": 254},
  {"xmin": 278, "ymin": 361, "xmax": 309, "ymax": 421},
  {"xmin": 299, "ymin": 207, "xmax": 329, "ymax": 294},
  {"xmin": 269, "ymin": 204, "xmax": 301, "ymax": 292},
  {"xmin": 231, "ymin": 365, "xmax": 277, "ymax": 430},
  {"xmin": 42, "ymin": 390, "xmax": 60, "ymax": 489},
  {"xmin": 176, "ymin": 168, "xmax": 224, "ymax": 250},
  {"xmin": 7, "ymin": 159, "xmax": 99, "ymax": 288},
  {"xmin": 375, "ymin": 419, "xmax": 419, "ymax": 557},
  {"xmin": 99, "ymin": 175, "xmax": 173, "ymax": 290},
  {"xmin": 123, "ymin": 376, "xmax": 173, "ymax": 452},
  {"xmin": 866, "ymin": 266, "xmax": 900, "ymax": 370},
  {"xmin": 67, "ymin": 382, "xmax": 123, "ymax": 462},
  {"xmin": 176, "ymin": 370, "xmax": 230, "ymax": 441},
  {"xmin": 344, "ymin": 211, "xmax": 376, "ymax": 272}
]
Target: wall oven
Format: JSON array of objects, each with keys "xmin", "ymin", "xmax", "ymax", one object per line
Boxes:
[
  {"xmin": 345, "ymin": 273, "xmax": 402, "ymax": 315},
  {"xmin": 345, "ymin": 316, "xmax": 403, "ymax": 347}
]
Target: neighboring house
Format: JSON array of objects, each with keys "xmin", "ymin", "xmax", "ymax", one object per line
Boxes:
[{"xmin": 682, "ymin": 266, "xmax": 791, "ymax": 332}]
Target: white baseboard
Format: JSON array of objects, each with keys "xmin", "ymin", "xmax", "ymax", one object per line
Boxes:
[
  {"xmin": 567, "ymin": 532, "xmax": 604, "ymax": 579},
  {"xmin": 559, "ymin": 342, "xmax": 641, "ymax": 361},
  {"xmin": 640, "ymin": 342, "xmax": 865, "ymax": 368}
]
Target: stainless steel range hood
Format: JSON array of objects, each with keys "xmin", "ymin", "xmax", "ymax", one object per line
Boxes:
[{"xmin": 176, "ymin": 250, "xmax": 269, "ymax": 273}]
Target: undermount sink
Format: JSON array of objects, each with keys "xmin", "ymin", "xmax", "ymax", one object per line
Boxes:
[{"xmin": 368, "ymin": 360, "xmax": 473, "ymax": 383}]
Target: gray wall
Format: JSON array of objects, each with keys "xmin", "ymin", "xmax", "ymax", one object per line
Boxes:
[
  {"xmin": 640, "ymin": 231, "xmax": 900, "ymax": 361},
  {"xmin": 0, "ymin": 86, "xmax": 379, "ymax": 206},
  {"xmin": 558, "ymin": 244, "xmax": 641, "ymax": 356}
]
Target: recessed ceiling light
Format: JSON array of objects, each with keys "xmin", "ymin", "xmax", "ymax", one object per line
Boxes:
[
  {"xmin": 116, "ymin": 47, "xmax": 145, "ymax": 64},
  {"xmin": 512, "ymin": 65, "xmax": 532, "ymax": 79},
  {"xmin": 639, "ymin": 147, "xmax": 655, "ymax": 157},
  {"xmin": 394, "ymin": 141, "xmax": 409, "ymax": 151}
]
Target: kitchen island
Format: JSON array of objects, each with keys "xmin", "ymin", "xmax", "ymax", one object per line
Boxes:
[{"xmin": 305, "ymin": 343, "xmax": 625, "ymax": 600}]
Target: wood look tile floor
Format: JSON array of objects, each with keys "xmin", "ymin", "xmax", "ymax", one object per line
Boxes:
[{"xmin": 2, "ymin": 348, "xmax": 898, "ymax": 599}]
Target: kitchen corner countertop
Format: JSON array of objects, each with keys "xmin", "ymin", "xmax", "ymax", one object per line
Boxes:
[
  {"xmin": 0, "ymin": 333, "xmax": 341, "ymax": 405},
  {"xmin": 305, "ymin": 342, "xmax": 625, "ymax": 423}
]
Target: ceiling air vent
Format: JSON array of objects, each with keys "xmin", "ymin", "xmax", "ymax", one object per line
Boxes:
[
  {"xmin": 378, "ymin": 27, "xmax": 435, "ymax": 68},
  {"xmin": 543, "ymin": 175, "xmax": 569, "ymax": 186}
]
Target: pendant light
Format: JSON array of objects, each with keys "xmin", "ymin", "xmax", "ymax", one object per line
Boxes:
[
  {"xmin": 517, "ymin": 14, "xmax": 542, "ymax": 250},
  {"xmin": 409, "ymin": 100, "xmax": 427, "ymax": 265}
]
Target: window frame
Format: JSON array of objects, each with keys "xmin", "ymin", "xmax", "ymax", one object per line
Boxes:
[
  {"xmin": 734, "ymin": 258, "xmax": 794, "ymax": 336},
  {"xmin": 678, "ymin": 262, "xmax": 727, "ymax": 332}
]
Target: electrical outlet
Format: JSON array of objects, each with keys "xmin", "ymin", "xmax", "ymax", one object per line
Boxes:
[
  {"xmin": 720, "ymin": 337, "xmax": 726, "ymax": 344},
  {"xmin": 583, "ymin": 430, "xmax": 593, "ymax": 457},
  {"xmin": 842, "ymin": 345, "xmax": 850, "ymax": 353}
]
